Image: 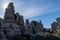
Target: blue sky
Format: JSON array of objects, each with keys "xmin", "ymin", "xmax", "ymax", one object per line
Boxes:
[{"xmin": 0, "ymin": 0, "xmax": 60, "ymax": 28}]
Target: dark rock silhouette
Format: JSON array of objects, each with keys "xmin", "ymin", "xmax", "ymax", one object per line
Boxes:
[
  {"xmin": 51, "ymin": 17, "xmax": 60, "ymax": 31},
  {"xmin": 0, "ymin": 2, "xmax": 60, "ymax": 40}
]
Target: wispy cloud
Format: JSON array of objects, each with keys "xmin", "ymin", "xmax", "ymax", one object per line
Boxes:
[
  {"xmin": 20, "ymin": 4, "xmax": 60, "ymax": 19},
  {"xmin": 0, "ymin": 0, "xmax": 60, "ymax": 19},
  {"xmin": 22, "ymin": 7, "xmax": 46, "ymax": 18},
  {"xmin": 14, "ymin": 0, "xmax": 60, "ymax": 19}
]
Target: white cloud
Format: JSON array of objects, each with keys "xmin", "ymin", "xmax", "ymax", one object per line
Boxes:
[
  {"xmin": 20, "ymin": 3, "xmax": 60, "ymax": 19},
  {"xmin": 0, "ymin": 0, "xmax": 60, "ymax": 19},
  {"xmin": 21, "ymin": 6, "xmax": 59, "ymax": 19},
  {"xmin": 22, "ymin": 7, "xmax": 42, "ymax": 18},
  {"xmin": 22, "ymin": 8, "xmax": 38, "ymax": 18}
]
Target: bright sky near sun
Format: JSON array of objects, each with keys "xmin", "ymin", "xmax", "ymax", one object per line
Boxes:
[
  {"xmin": 0, "ymin": 0, "xmax": 60, "ymax": 28},
  {"xmin": 2, "ymin": 2, "xmax": 8, "ymax": 10}
]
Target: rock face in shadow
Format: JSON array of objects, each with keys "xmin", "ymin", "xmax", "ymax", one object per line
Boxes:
[
  {"xmin": 0, "ymin": 2, "xmax": 24, "ymax": 40},
  {"xmin": 11, "ymin": 34, "xmax": 60, "ymax": 40},
  {"xmin": 0, "ymin": 2, "xmax": 60, "ymax": 40},
  {"xmin": 4, "ymin": 2, "xmax": 15, "ymax": 22},
  {"xmin": 0, "ymin": 2, "xmax": 45, "ymax": 40},
  {"xmin": 51, "ymin": 17, "xmax": 60, "ymax": 30}
]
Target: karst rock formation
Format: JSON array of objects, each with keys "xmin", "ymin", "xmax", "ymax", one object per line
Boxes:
[{"xmin": 0, "ymin": 2, "xmax": 44, "ymax": 40}]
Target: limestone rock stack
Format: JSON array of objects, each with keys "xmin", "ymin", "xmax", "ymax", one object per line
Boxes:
[
  {"xmin": 4, "ymin": 2, "xmax": 15, "ymax": 23},
  {"xmin": 0, "ymin": 2, "xmax": 45, "ymax": 40}
]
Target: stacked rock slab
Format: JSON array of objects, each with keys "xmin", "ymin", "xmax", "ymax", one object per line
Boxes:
[
  {"xmin": 15, "ymin": 12, "xmax": 24, "ymax": 26},
  {"xmin": 0, "ymin": 2, "xmax": 45, "ymax": 40},
  {"xmin": 24, "ymin": 19, "xmax": 44, "ymax": 35},
  {"xmin": 4, "ymin": 2, "xmax": 15, "ymax": 23},
  {"xmin": 51, "ymin": 17, "xmax": 60, "ymax": 30},
  {"xmin": 0, "ymin": 2, "xmax": 24, "ymax": 40},
  {"xmin": 25, "ymin": 19, "xmax": 33, "ymax": 34}
]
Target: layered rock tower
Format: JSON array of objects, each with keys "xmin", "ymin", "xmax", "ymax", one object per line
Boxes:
[
  {"xmin": 0, "ymin": 2, "xmax": 44, "ymax": 40},
  {"xmin": 4, "ymin": 2, "xmax": 15, "ymax": 22}
]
